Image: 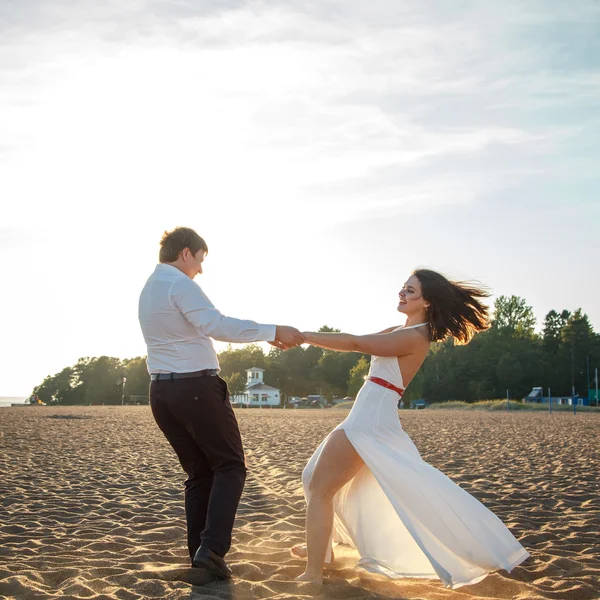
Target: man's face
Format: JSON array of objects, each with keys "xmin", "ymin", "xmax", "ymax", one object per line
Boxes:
[
  {"xmin": 190, "ymin": 249, "xmax": 206, "ymax": 277},
  {"xmin": 180, "ymin": 248, "xmax": 205, "ymax": 278}
]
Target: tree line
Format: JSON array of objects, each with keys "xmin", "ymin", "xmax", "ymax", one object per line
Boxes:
[{"xmin": 32, "ymin": 297, "xmax": 599, "ymax": 405}]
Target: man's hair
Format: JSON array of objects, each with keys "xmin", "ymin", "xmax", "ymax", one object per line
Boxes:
[{"xmin": 159, "ymin": 227, "xmax": 208, "ymax": 263}]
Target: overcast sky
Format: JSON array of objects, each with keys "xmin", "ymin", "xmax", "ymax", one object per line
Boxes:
[{"xmin": 1, "ymin": 0, "xmax": 599, "ymax": 397}]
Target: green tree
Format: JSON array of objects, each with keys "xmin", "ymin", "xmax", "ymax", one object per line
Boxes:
[
  {"xmin": 492, "ymin": 295, "xmax": 536, "ymax": 339},
  {"xmin": 74, "ymin": 356, "xmax": 123, "ymax": 405},
  {"xmin": 542, "ymin": 309, "xmax": 571, "ymax": 353},
  {"xmin": 315, "ymin": 350, "xmax": 363, "ymax": 398},
  {"xmin": 561, "ymin": 309, "xmax": 596, "ymax": 395},
  {"xmin": 317, "ymin": 325, "xmax": 340, "ymax": 333},
  {"xmin": 266, "ymin": 345, "xmax": 323, "ymax": 397},
  {"xmin": 310, "ymin": 325, "xmax": 369, "ymax": 398},
  {"xmin": 34, "ymin": 357, "xmax": 124, "ymax": 405},
  {"xmin": 223, "ymin": 372, "xmax": 246, "ymax": 395},
  {"xmin": 496, "ymin": 353, "xmax": 525, "ymax": 393},
  {"xmin": 348, "ymin": 356, "xmax": 370, "ymax": 397},
  {"xmin": 122, "ymin": 357, "xmax": 150, "ymax": 397},
  {"xmin": 218, "ymin": 344, "xmax": 267, "ymax": 379},
  {"xmin": 33, "ymin": 366, "xmax": 79, "ymax": 405}
]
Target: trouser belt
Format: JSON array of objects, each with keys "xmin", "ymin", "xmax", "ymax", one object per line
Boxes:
[{"xmin": 151, "ymin": 369, "xmax": 219, "ymax": 381}]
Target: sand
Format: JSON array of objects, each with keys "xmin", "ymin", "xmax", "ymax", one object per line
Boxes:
[{"xmin": 1, "ymin": 406, "xmax": 599, "ymax": 600}]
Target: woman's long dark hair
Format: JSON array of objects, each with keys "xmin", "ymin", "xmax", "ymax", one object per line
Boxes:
[{"xmin": 413, "ymin": 269, "xmax": 490, "ymax": 344}]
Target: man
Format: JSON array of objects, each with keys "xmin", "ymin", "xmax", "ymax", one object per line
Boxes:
[{"xmin": 138, "ymin": 226, "xmax": 303, "ymax": 582}]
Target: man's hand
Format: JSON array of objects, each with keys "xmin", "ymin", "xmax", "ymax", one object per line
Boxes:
[
  {"xmin": 268, "ymin": 340, "xmax": 288, "ymax": 350},
  {"xmin": 270, "ymin": 325, "xmax": 305, "ymax": 350}
]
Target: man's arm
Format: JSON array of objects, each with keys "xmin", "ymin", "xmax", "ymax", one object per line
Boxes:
[{"xmin": 173, "ymin": 278, "xmax": 303, "ymax": 346}]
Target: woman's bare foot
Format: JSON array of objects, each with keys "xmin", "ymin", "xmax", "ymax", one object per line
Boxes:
[
  {"xmin": 290, "ymin": 544, "xmax": 334, "ymax": 562},
  {"xmin": 295, "ymin": 572, "xmax": 323, "ymax": 585},
  {"xmin": 290, "ymin": 544, "xmax": 308, "ymax": 559}
]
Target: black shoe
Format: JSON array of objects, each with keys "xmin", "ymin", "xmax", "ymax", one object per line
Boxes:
[{"xmin": 192, "ymin": 546, "xmax": 233, "ymax": 579}]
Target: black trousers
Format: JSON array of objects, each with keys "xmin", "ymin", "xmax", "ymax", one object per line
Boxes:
[{"xmin": 150, "ymin": 375, "xmax": 246, "ymax": 561}]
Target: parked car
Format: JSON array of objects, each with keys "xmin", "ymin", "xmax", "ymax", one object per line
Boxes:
[
  {"xmin": 307, "ymin": 394, "xmax": 327, "ymax": 408},
  {"xmin": 410, "ymin": 399, "xmax": 427, "ymax": 409}
]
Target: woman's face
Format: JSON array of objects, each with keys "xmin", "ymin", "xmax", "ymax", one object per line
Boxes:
[{"xmin": 397, "ymin": 274, "xmax": 429, "ymax": 316}]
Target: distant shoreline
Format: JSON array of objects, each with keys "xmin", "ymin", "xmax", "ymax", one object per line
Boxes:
[{"xmin": 0, "ymin": 397, "xmax": 27, "ymax": 407}]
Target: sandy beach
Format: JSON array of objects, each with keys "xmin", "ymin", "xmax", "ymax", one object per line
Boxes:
[{"xmin": 1, "ymin": 406, "xmax": 599, "ymax": 600}]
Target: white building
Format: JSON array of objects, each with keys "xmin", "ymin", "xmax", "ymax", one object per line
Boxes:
[{"xmin": 231, "ymin": 367, "xmax": 281, "ymax": 407}]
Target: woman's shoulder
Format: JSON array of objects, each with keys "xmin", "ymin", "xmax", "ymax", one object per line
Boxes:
[
  {"xmin": 375, "ymin": 325, "xmax": 403, "ymax": 335},
  {"xmin": 392, "ymin": 323, "xmax": 431, "ymax": 350}
]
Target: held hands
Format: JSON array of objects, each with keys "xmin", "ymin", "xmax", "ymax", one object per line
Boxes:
[{"xmin": 269, "ymin": 326, "xmax": 305, "ymax": 350}]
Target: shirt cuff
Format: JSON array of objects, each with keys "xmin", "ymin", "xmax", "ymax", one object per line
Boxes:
[{"xmin": 259, "ymin": 324, "xmax": 277, "ymax": 342}]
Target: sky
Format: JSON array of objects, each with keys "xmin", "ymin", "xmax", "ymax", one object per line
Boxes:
[{"xmin": 1, "ymin": 0, "xmax": 599, "ymax": 398}]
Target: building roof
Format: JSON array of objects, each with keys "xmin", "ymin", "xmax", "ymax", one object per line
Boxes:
[
  {"xmin": 246, "ymin": 367, "xmax": 265, "ymax": 372},
  {"xmin": 247, "ymin": 383, "xmax": 279, "ymax": 391}
]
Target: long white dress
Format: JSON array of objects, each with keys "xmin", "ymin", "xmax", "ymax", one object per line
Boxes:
[{"xmin": 302, "ymin": 323, "xmax": 530, "ymax": 589}]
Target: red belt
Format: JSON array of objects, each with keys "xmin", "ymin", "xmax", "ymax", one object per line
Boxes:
[{"xmin": 368, "ymin": 376, "xmax": 404, "ymax": 397}]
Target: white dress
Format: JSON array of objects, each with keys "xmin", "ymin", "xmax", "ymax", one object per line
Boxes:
[{"xmin": 302, "ymin": 323, "xmax": 530, "ymax": 589}]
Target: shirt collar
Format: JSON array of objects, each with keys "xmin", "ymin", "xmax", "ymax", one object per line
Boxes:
[{"xmin": 155, "ymin": 263, "xmax": 189, "ymax": 278}]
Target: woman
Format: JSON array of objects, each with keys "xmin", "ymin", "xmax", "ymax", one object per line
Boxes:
[{"xmin": 292, "ymin": 269, "xmax": 530, "ymax": 589}]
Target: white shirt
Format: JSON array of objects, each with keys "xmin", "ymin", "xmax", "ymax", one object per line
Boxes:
[{"xmin": 138, "ymin": 264, "xmax": 276, "ymax": 374}]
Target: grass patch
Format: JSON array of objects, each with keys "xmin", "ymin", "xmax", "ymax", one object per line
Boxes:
[
  {"xmin": 428, "ymin": 399, "xmax": 600, "ymax": 412},
  {"xmin": 333, "ymin": 401, "xmax": 354, "ymax": 409}
]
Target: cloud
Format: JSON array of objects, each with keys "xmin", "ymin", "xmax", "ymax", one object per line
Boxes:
[{"xmin": 0, "ymin": 0, "xmax": 598, "ymax": 226}]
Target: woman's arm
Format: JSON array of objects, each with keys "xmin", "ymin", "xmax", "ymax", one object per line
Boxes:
[{"xmin": 302, "ymin": 328, "xmax": 428, "ymax": 357}]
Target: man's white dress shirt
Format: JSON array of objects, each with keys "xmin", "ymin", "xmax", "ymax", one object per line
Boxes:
[{"xmin": 139, "ymin": 264, "xmax": 276, "ymax": 374}]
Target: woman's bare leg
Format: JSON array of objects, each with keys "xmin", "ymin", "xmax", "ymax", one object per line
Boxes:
[{"xmin": 296, "ymin": 430, "xmax": 364, "ymax": 584}]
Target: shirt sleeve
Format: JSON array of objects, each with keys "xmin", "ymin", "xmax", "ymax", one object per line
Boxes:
[{"xmin": 171, "ymin": 278, "xmax": 277, "ymax": 343}]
